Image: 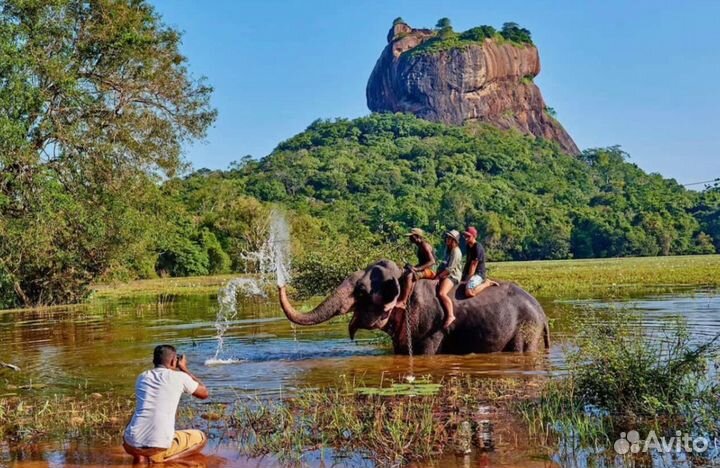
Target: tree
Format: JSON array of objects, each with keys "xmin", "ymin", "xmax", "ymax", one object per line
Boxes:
[
  {"xmin": 0, "ymin": 0, "xmax": 216, "ymax": 306},
  {"xmin": 436, "ymin": 17, "xmax": 452, "ymax": 29},
  {"xmin": 500, "ymin": 22, "xmax": 533, "ymax": 44}
]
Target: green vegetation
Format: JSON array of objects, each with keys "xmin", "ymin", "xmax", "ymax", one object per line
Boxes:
[
  {"xmin": 0, "ymin": 1, "xmax": 717, "ymax": 309},
  {"xmin": 405, "ymin": 20, "xmax": 533, "ymax": 57},
  {"xmin": 518, "ymin": 311, "xmax": 720, "ymax": 460},
  {"xmin": 492, "ymin": 254, "xmax": 720, "ymax": 299},
  {"xmin": 88, "ymin": 255, "xmax": 720, "ymax": 303},
  {"xmin": 0, "ymin": 393, "xmax": 133, "ymax": 442},
  {"xmin": 0, "ymin": 0, "xmax": 215, "ymax": 308},
  {"xmin": 233, "ymin": 376, "xmax": 527, "ymax": 466}
]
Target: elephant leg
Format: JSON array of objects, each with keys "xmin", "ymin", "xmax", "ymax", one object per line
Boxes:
[
  {"xmin": 504, "ymin": 334, "xmax": 524, "ymax": 352},
  {"xmin": 416, "ymin": 332, "xmax": 444, "ymax": 355}
]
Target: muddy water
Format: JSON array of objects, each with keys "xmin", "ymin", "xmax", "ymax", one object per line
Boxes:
[{"xmin": 2, "ymin": 288, "xmax": 719, "ymax": 467}]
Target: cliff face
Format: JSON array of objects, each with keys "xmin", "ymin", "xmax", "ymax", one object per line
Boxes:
[{"xmin": 367, "ymin": 22, "xmax": 580, "ymax": 155}]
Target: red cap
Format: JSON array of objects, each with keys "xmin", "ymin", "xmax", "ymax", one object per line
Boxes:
[{"xmin": 463, "ymin": 226, "xmax": 478, "ymax": 238}]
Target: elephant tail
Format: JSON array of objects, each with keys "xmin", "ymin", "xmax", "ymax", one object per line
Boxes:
[{"xmin": 543, "ymin": 321, "xmax": 551, "ymax": 349}]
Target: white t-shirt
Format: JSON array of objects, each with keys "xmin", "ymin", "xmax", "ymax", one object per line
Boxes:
[{"xmin": 124, "ymin": 367, "xmax": 199, "ymax": 449}]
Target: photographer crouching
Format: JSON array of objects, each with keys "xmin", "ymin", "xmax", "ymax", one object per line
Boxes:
[{"xmin": 123, "ymin": 345, "xmax": 209, "ymax": 464}]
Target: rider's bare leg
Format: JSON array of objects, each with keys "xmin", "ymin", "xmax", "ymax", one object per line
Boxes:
[
  {"xmin": 395, "ymin": 271, "xmax": 414, "ymax": 310},
  {"xmin": 438, "ymin": 278, "xmax": 455, "ymax": 329}
]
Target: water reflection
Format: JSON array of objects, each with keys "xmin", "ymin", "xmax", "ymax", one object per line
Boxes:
[{"xmin": 1, "ymin": 289, "xmax": 719, "ymax": 467}]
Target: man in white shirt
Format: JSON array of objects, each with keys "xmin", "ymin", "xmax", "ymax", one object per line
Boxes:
[{"xmin": 123, "ymin": 345, "xmax": 210, "ymax": 464}]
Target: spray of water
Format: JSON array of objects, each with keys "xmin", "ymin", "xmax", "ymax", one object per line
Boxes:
[
  {"xmin": 261, "ymin": 210, "xmax": 291, "ymax": 287},
  {"xmin": 205, "ymin": 209, "xmax": 292, "ymax": 365}
]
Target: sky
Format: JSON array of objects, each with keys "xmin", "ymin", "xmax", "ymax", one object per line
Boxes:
[{"xmin": 151, "ymin": 0, "xmax": 719, "ymax": 186}]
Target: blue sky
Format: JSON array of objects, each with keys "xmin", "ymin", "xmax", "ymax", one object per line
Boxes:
[{"xmin": 151, "ymin": 0, "xmax": 719, "ymax": 185}]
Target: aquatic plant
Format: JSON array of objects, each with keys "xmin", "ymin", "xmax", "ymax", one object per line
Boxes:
[
  {"xmin": 231, "ymin": 375, "xmax": 530, "ymax": 466},
  {"xmin": 0, "ymin": 393, "xmax": 134, "ymax": 442},
  {"xmin": 517, "ymin": 309, "xmax": 720, "ymax": 462}
]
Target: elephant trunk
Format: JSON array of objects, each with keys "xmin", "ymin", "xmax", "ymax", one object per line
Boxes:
[{"xmin": 278, "ymin": 274, "xmax": 359, "ymax": 326}]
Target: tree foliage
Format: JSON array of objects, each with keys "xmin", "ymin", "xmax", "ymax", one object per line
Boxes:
[
  {"xmin": 0, "ymin": 0, "xmax": 215, "ymax": 306},
  {"xmin": 187, "ymin": 114, "xmax": 711, "ymax": 267}
]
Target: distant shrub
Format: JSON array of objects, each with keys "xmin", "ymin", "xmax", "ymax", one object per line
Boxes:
[
  {"xmin": 407, "ymin": 21, "xmax": 533, "ymax": 57},
  {"xmin": 500, "ymin": 22, "xmax": 533, "ymax": 44},
  {"xmin": 199, "ymin": 229, "xmax": 231, "ymax": 275},
  {"xmin": 458, "ymin": 26, "xmax": 496, "ymax": 42},
  {"xmin": 435, "ymin": 17, "xmax": 452, "ymax": 29},
  {"xmin": 156, "ymin": 237, "xmax": 209, "ymax": 277},
  {"xmin": 292, "ymin": 240, "xmax": 414, "ymax": 298}
]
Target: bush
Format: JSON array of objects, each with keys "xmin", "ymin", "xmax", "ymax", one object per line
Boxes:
[
  {"xmin": 500, "ymin": 22, "xmax": 533, "ymax": 45},
  {"xmin": 199, "ymin": 229, "xmax": 231, "ymax": 274},
  {"xmin": 569, "ymin": 314, "xmax": 719, "ymax": 418},
  {"xmin": 459, "ymin": 26, "xmax": 496, "ymax": 42},
  {"xmin": 518, "ymin": 309, "xmax": 720, "ymax": 453},
  {"xmin": 292, "ymin": 240, "xmax": 414, "ymax": 298},
  {"xmin": 155, "ymin": 237, "xmax": 209, "ymax": 277}
]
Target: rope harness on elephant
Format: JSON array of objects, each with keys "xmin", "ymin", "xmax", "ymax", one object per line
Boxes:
[{"xmin": 405, "ymin": 287, "xmax": 415, "ymax": 377}]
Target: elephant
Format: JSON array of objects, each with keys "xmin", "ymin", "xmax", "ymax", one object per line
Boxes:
[{"xmin": 278, "ymin": 259, "xmax": 550, "ymax": 355}]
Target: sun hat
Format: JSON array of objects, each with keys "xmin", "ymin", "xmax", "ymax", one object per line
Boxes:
[
  {"xmin": 444, "ymin": 229, "xmax": 461, "ymax": 243},
  {"xmin": 462, "ymin": 226, "xmax": 478, "ymax": 238},
  {"xmin": 405, "ymin": 227, "xmax": 426, "ymax": 238}
]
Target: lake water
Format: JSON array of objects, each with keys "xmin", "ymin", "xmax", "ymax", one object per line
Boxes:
[{"xmin": 1, "ymin": 287, "xmax": 719, "ymax": 467}]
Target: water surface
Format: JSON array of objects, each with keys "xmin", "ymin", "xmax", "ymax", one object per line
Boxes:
[{"xmin": 2, "ymin": 287, "xmax": 719, "ymax": 466}]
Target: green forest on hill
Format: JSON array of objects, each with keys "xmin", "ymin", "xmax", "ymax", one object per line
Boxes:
[{"xmin": 1, "ymin": 0, "xmax": 718, "ymax": 308}]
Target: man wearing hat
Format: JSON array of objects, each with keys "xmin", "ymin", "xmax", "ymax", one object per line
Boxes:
[
  {"xmin": 462, "ymin": 226, "xmax": 497, "ymax": 297},
  {"xmin": 436, "ymin": 229, "xmax": 463, "ymax": 329},
  {"xmin": 395, "ymin": 228, "xmax": 436, "ymax": 311}
]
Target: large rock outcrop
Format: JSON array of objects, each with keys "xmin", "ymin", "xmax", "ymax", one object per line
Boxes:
[{"xmin": 367, "ymin": 22, "xmax": 580, "ymax": 155}]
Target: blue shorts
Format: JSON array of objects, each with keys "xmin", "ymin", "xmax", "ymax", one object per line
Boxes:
[{"xmin": 467, "ymin": 274, "xmax": 484, "ymax": 290}]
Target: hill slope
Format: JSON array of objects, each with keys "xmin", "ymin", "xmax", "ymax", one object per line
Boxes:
[{"xmin": 181, "ymin": 113, "xmax": 714, "ymax": 262}]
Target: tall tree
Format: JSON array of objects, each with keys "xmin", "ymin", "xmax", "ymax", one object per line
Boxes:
[{"xmin": 0, "ymin": 0, "xmax": 216, "ymax": 306}]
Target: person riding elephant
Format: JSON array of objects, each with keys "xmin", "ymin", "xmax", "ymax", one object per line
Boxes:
[
  {"xmin": 278, "ymin": 260, "xmax": 549, "ymax": 355},
  {"xmin": 436, "ymin": 230, "xmax": 463, "ymax": 329},
  {"xmin": 461, "ymin": 226, "xmax": 499, "ymax": 298},
  {"xmin": 395, "ymin": 227, "xmax": 436, "ymax": 312}
]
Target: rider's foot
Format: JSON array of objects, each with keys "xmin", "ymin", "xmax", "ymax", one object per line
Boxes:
[
  {"xmin": 490, "ymin": 280, "xmax": 500, "ymax": 287},
  {"xmin": 394, "ymin": 301, "xmax": 407, "ymax": 311},
  {"xmin": 442, "ymin": 314, "xmax": 456, "ymax": 330}
]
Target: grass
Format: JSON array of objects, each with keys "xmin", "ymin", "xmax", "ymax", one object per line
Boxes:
[
  {"xmin": 91, "ymin": 273, "xmax": 241, "ymax": 300},
  {"xmin": 232, "ymin": 375, "xmax": 532, "ymax": 466},
  {"xmin": 516, "ymin": 309, "xmax": 720, "ymax": 463},
  {"xmin": 0, "ymin": 393, "xmax": 134, "ymax": 442},
  {"xmin": 84, "ymin": 254, "xmax": 720, "ymax": 304},
  {"xmin": 492, "ymin": 254, "xmax": 720, "ymax": 299}
]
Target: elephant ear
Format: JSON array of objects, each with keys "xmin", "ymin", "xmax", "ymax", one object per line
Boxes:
[{"xmin": 380, "ymin": 278, "xmax": 400, "ymax": 304}]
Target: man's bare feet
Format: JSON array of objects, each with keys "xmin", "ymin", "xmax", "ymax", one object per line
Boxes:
[
  {"xmin": 132, "ymin": 455, "xmax": 149, "ymax": 464},
  {"xmin": 394, "ymin": 301, "xmax": 407, "ymax": 311},
  {"xmin": 442, "ymin": 314, "xmax": 456, "ymax": 330},
  {"xmin": 489, "ymin": 280, "xmax": 499, "ymax": 287}
]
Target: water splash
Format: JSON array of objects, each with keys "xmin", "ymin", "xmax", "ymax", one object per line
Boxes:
[
  {"xmin": 208, "ymin": 277, "xmax": 266, "ymax": 362},
  {"xmin": 261, "ymin": 210, "xmax": 291, "ymax": 287},
  {"xmin": 205, "ymin": 210, "xmax": 292, "ymax": 365}
]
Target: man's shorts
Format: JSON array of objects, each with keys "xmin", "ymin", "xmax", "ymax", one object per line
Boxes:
[
  {"xmin": 467, "ymin": 274, "xmax": 484, "ymax": 290},
  {"xmin": 414, "ymin": 268, "xmax": 436, "ymax": 280},
  {"xmin": 123, "ymin": 430, "xmax": 207, "ymax": 463}
]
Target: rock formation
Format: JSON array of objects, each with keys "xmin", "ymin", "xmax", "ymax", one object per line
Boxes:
[{"xmin": 367, "ymin": 21, "xmax": 580, "ymax": 155}]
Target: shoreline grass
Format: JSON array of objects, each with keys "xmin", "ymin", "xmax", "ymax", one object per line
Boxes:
[
  {"xmin": 92, "ymin": 254, "xmax": 720, "ymax": 302},
  {"xmin": 492, "ymin": 254, "xmax": 720, "ymax": 299},
  {"xmin": 0, "ymin": 254, "xmax": 715, "ymax": 313}
]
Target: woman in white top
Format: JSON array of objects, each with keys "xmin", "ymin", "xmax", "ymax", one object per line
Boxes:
[{"xmin": 435, "ymin": 230, "xmax": 463, "ymax": 329}]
